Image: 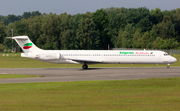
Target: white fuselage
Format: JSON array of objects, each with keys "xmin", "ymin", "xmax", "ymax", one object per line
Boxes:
[
  {"xmin": 21, "ymin": 50, "xmax": 177, "ymax": 65},
  {"xmin": 7, "ymin": 36, "xmax": 177, "ymax": 69}
]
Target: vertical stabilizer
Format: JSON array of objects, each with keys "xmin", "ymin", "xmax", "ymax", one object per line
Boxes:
[{"xmin": 6, "ymin": 36, "xmax": 43, "ymax": 53}]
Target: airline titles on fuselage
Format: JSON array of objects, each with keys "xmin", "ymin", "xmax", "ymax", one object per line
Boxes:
[{"xmin": 120, "ymin": 51, "xmax": 153, "ymax": 55}]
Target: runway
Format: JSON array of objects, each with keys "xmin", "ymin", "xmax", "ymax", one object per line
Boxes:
[{"xmin": 0, "ymin": 67, "xmax": 180, "ymax": 83}]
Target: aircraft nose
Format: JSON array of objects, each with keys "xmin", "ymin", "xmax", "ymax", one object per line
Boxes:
[{"xmin": 171, "ymin": 57, "xmax": 177, "ymax": 63}]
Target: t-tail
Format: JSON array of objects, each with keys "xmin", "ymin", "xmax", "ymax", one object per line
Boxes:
[{"xmin": 6, "ymin": 36, "xmax": 43, "ymax": 53}]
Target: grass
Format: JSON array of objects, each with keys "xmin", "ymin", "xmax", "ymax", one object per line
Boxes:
[
  {"xmin": 0, "ymin": 53, "xmax": 179, "ymax": 110},
  {"xmin": 0, "ymin": 78, "xmax": 180, "ymax": 111},
  {"xmin": 0, "ymin": 53, "xmax": 179, "ymax": 68},
  {"xmin": 0, "ymin": 74, "xmax": 43, "ymax": 79}
]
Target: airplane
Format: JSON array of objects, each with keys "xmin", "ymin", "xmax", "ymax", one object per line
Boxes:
[{"xmin": 7, "ymin": 36, "xmax": 177, "ymax": 69}]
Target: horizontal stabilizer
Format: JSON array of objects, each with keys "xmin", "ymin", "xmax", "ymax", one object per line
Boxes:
[{"xmin": 6, "ymin": 36, "xmax": 28, "ymax": 40}]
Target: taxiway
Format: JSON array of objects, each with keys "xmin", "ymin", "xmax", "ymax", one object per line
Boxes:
[{"xmin": 0, "ymin": 67, "xmax": 180, "ymax": 83}]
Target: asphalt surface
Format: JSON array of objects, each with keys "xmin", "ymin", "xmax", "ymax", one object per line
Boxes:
[{"xmin": 0, "ymin": 67, "xmax": 180, "ymax": 83}]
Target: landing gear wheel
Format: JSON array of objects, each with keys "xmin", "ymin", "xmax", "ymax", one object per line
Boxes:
[
  {"xmin": 167, "ymin": 64, "xmax": 170, "ymax": 68},
  {"xmin": 82, "ymin": 64, "xmax": 88, "ymax": 69}
]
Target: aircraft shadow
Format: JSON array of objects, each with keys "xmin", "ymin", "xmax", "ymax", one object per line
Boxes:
[{"xmin": 79, "ymin": 68, "xmax": 103, "ymax": 71}]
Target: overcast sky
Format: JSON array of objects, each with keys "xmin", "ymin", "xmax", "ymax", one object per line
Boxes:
[{"xmin": 0, "ymin": 0, "xmax": 179, "ymax": 16}]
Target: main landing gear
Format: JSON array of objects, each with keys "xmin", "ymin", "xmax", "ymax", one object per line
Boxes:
[
  {"xmin": 82, "ymin": 64, "xmax": 88, "ymax": 69},
  {"xmin": 167, "ymin": 64, "xmax": 170, "ymax": 68}
]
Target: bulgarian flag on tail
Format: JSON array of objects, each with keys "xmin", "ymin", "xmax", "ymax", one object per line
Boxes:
[{"xmin": 23, "ymin": 43, "xmax": 32, "ymax": 49}]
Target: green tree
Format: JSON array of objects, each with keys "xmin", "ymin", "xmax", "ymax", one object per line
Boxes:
[
  {"xmin": 149, "ymin": 29, "xmax": 157, "ymax": 42},
  {"xmin": 69, "ymin": 12, "xmax": 94, "ymax": 49},
  {"xmin": 59, "ymin": 13, "xmax": 72, "ymax": 49},
  {"xmin": 26, "ymin": 16, "xmax": 43, "ymax": 44},
  {"xmin": 136, "ymin": 17, "xmax": 153, "ymax": 32},
  {"xmin": 122, "ymin": 24, "xmax": 135, "ymax": 48},
  {"xmin": 151, "ymin": 8, "xmax": 163, "ymax": 24},
  {"xmin": 37, "ymin": 13, "xmax": 61, "ymax": 49},
  {"xmin": 93, "ymin": 9, "xmax": 109, "ymax": 49},
  {"xmin": 167, "ymin": 38, "xmax": 179, "ymax": 49},
  {"xmin": 126, "ymin": 7, "xmax": 150, "ymax": 26},
  {"xmin": 173, "ymin": 8, "xmax": 180, "ymax": 42},
  {"xmin": 61, "ymin": 29, "xmax": 72, "ymax": 49},
  {"xmin": 0, "ymin": 44, "xmax": 3, "ymax": 51},
  {"xmin": 22, "ymin": 12, "xmax": 31, "ymax": 19},
  {"xmin": 15, "ymin": 20, "xmax": 28, "ymax": 35},
  {"xmin": 69, "ymin": 14, "xmax": 83, "ymax": 49},
  {"xmin": 108, "ymin": 13, "xmax": 126, "ymax": 47},
  {"xmin": 76, "ymin": 18, "xmax": 100, "ymax": 49},
  {"xmin": 103, "ymin": 7, "xmax": 128, "ymax": 15},
  {"xmin": 0, "ymin": 14, "xmax": 21, "ymax": 25},
  {"xmin": 115, "ymin": 30, "xmax": 124, "ymax": 48},
  {"xmin": 31, "ymin": 11, "xmax": 42, "ymax": 17},
  {"xmin": 0, "ymin": 22, "xmax": 6, "ymax": 44},
  {"xmin": 152, "ymin": 15, "xmax": 176, "ymax": 40},
  {"xmin": 132, "ymin": 29, "xmax": 142, "ymax": 48},
  {"xmin": 151, "ymin": 37, "xmax": 167, "ymax": 49},
  {"xmin": 141, "ymin": 31, "xmax": 150, "ymax": 49},
  {"xmin": 4, "ymin": 23, "xmax": 18, "ymax": 51},
  {"xmin": 147, "ymin": 29, "xmax": 157, "ymax": 48}
]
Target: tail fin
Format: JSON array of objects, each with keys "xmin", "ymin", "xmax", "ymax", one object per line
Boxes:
[{"xmin": 6, "ymin": 36, "xmax": 43, "ymax": 53}]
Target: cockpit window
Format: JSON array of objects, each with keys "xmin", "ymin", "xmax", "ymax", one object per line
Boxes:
[{"xmin": 164, "ymin": 53, "xmax": 169, "ymax": 56}]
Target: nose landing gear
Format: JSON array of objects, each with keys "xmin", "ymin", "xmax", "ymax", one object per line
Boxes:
[
  {"xmin": 82, "ymin": 64, "xmax": 88, "ymax": 69},
  {"xmin": 167, "ymin": 64, "xmax": 170, "ymax": 68}
]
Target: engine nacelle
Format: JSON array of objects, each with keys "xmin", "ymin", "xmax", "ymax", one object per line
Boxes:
[{"xmin": 36, "ymin": 53, "xmax": 60, "ymax": 60}]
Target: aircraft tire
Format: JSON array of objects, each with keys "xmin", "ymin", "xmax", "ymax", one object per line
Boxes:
[{"xmin": 82, "ymin": 65, "xmax": 88, "ymax": 69}]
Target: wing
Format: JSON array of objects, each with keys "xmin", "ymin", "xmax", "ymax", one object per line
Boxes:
[{"xmin": 67, "ymin": 58, "xmax": 102, "ymax": 64}]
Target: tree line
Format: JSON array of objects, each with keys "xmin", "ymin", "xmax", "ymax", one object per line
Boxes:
[{"xmin": 0, "ymin": 7, "xmax": 180, "ymax": 52}]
